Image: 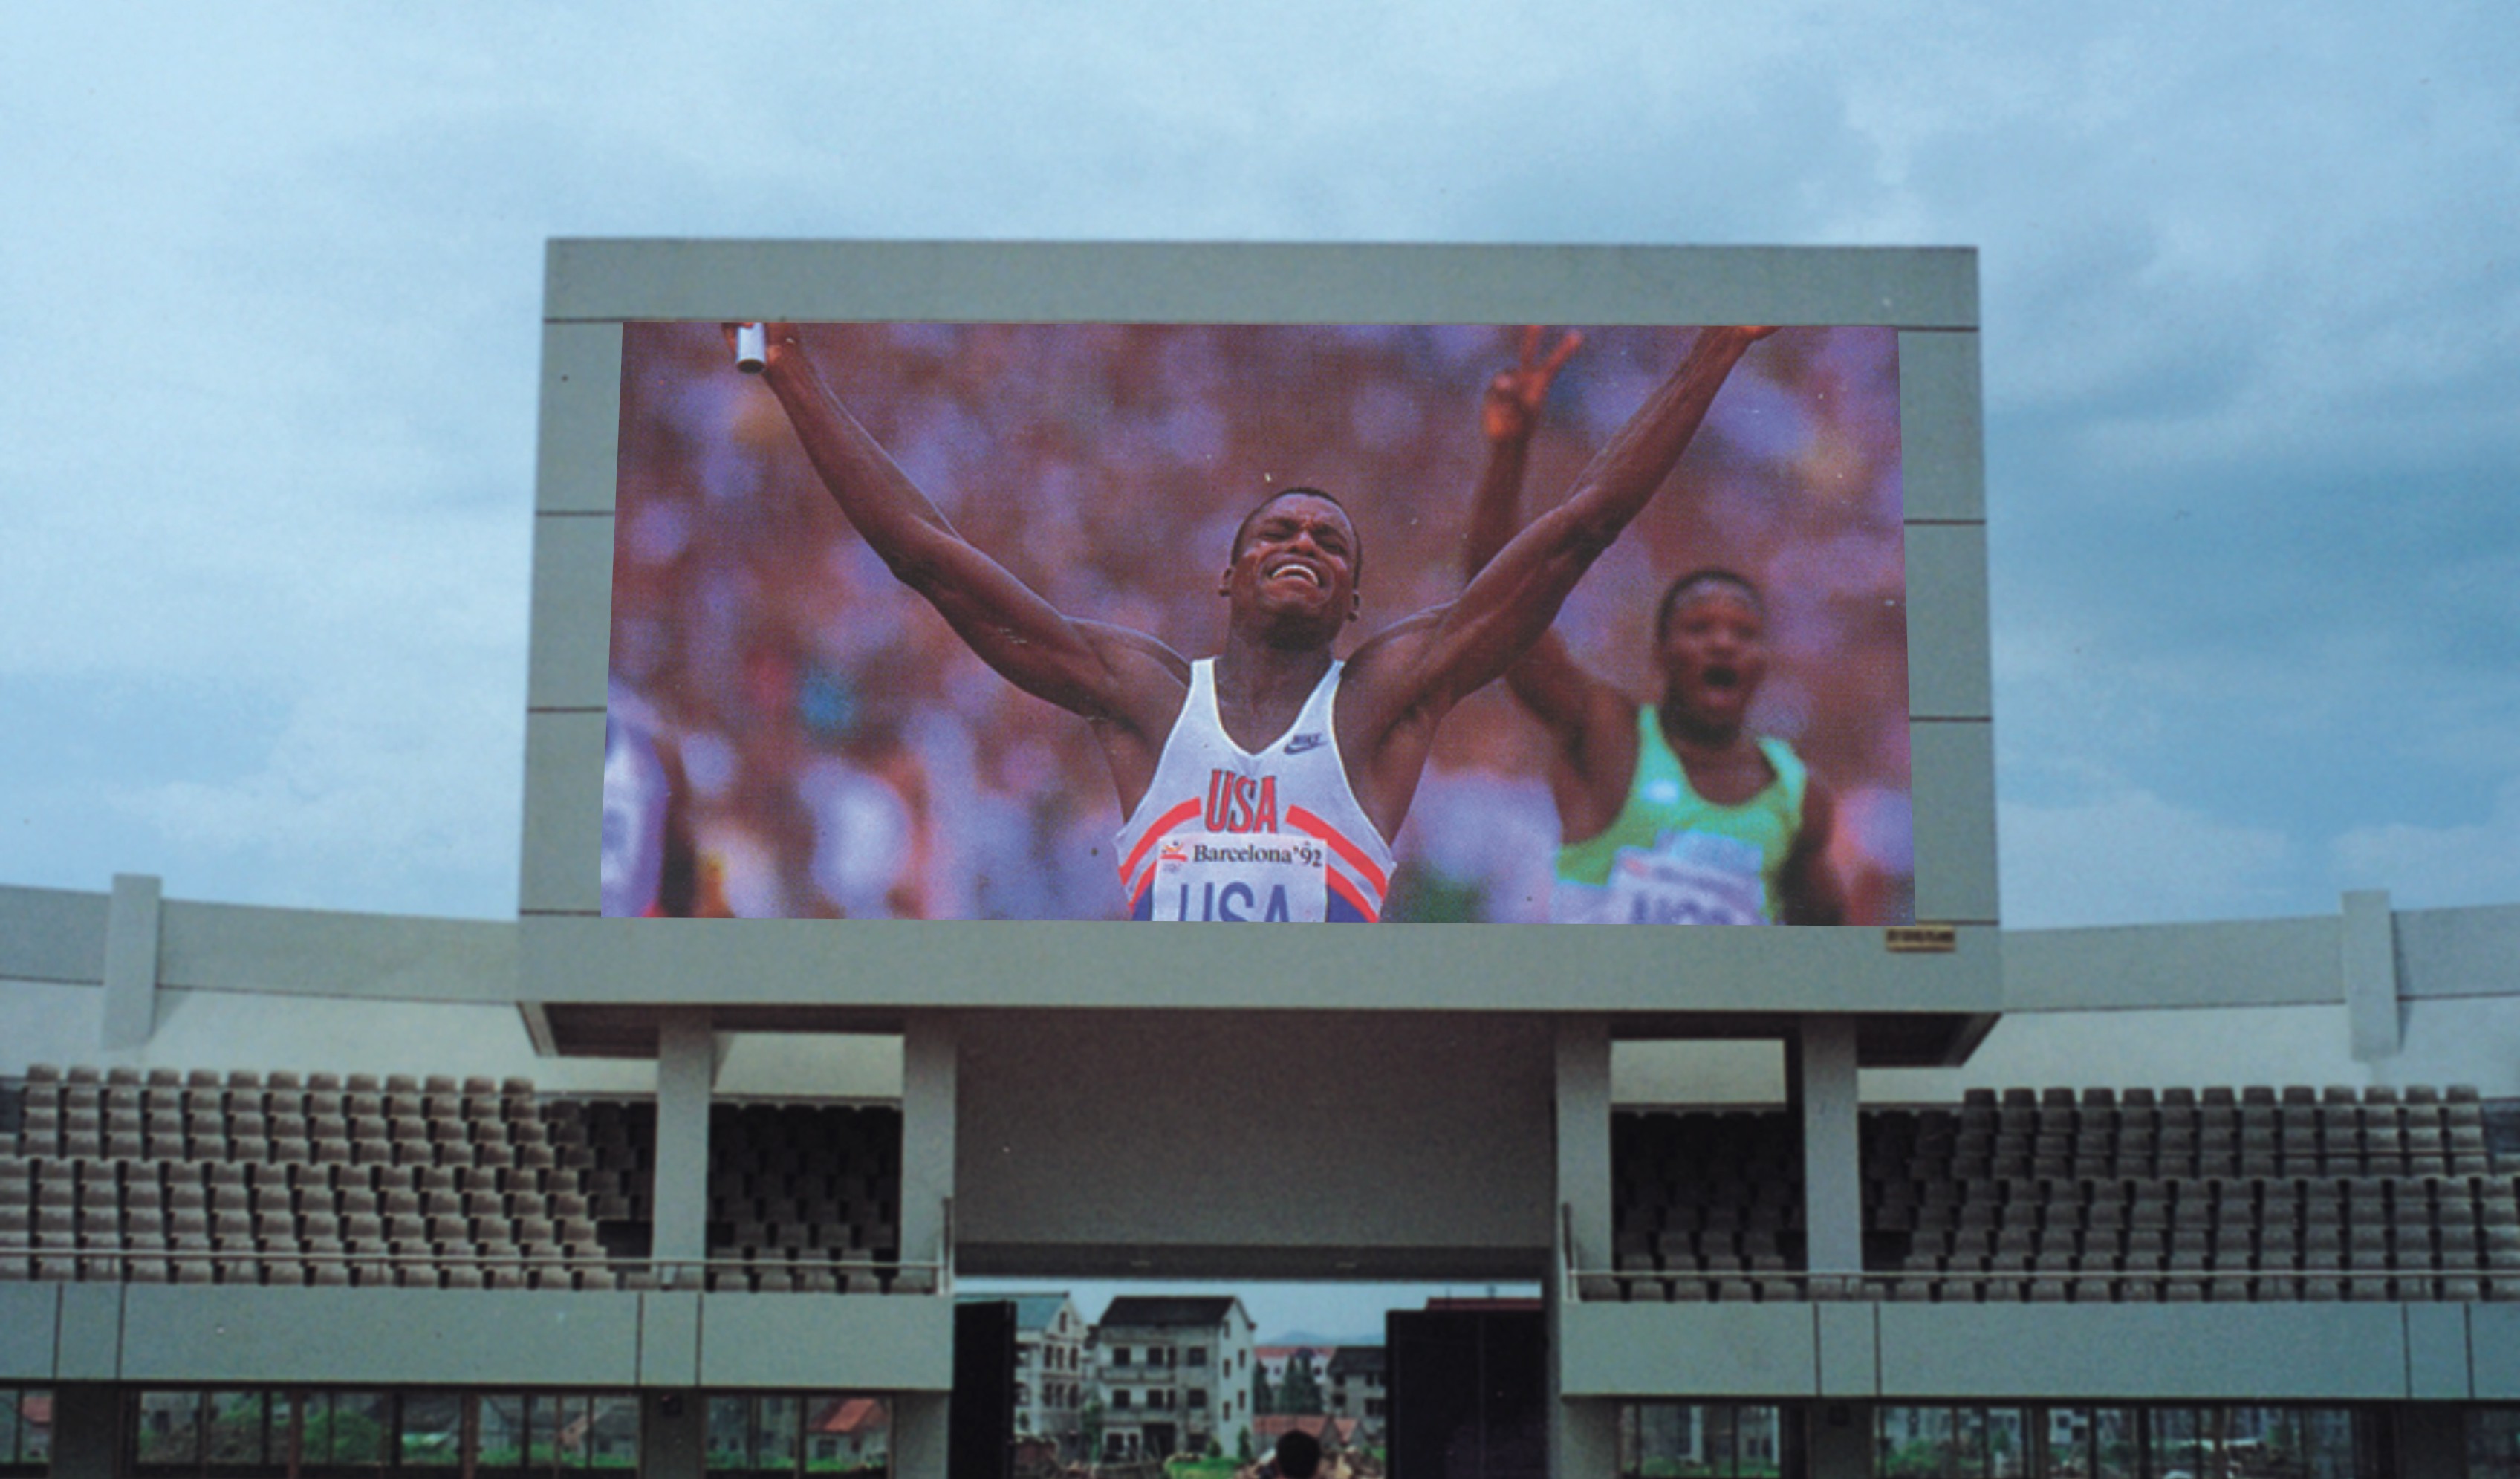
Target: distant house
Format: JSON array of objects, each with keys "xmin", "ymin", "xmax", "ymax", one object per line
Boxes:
[
  {"xmin": 1325, "ymin": 1346, "xmax": 1387, "ymax": 1443},
  {"xmin": 1092, "ymin": 1295, "xmax": 1258, "ymax": 1462},
  {"xmin": 806, "ymin": 1395, "xmax": 891, "ymax": 1471}
]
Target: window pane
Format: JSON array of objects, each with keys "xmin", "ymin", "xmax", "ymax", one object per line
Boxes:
[
  {"xmin": 1738, "ymin": 1408, "xmax": 1780, "ymax": 1479},
  {"xmin": 137, "ymin": 1391, "xmax": 204, "ymax": 1468},
  {"xmin": 2042, "ymin": 1408, "xmax": 2088, "ymax": 1479},
  {"xmin": 761, "ymin": 1397, "xmax": 801, "ymax": 1472},
  {"xmin": 0, "ymin": 1389, "xmax": 19, "ymax": 1466},
  {"xmin": 18, "ymin": 1389, "xmax": 46, "ymax": 1464},
  {"xmin": 1952, "ymin": 1409, "xmax": 1988, "ymax": 1479},
  {"xmin": 588, "ymin": 1397, "xmax": 641, "ymax": 1472},
  {"xmin": 207, "ymin": 1391, "xmax": 268, "ymax": 1468},
  {"xmin": 2303, "ymin": 1410, "xmax": 2358, "ymax": 1479},
  {"xmin": 2150, "ymin": 1410, "xmax": 2198, "ymax": 1479},
  {"xmin": 1987, "ymin": 1410, "xmax": 2027, "ymax": 1479},
  {"xmin": 1881, "ymin": 1408, "xmax": 1954, "ymax": 1479},
  {"xmin": 706, "ymin": 1397, "xmax": 753, "ymax": 1472},
  {"xmin": 2091, "ymin": 1410, "xmax": 2138, "ymax": 1479},
  {"xmin": 402, "ymin": 1394, "xmax": 464, "ymax": 1469},
  {"xmin": 527, "ymin": 1395, "xmax": 563, "ymax": 1468},
  {"xmin": 328, "ymin": 1393, "xmax": 393, "ymax": 1468},
  {"xmin": 481, "ymin": 1396, "xmax": 527, "ymax": 1472}
]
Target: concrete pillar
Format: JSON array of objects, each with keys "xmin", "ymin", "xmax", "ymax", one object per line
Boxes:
[
  {"xmin": 1805, "ymin": 1403, "xmax": 1872, "ymax": 1479},
  {"xmin": 1545, "ymin": 1263, "xmax": 1619, "ymax": 1479},
  {"xmin": 1791, "ymin": 1018, "xmax": 1864, "ymax": 1276},
  {"xmin": 894, "ymin": 1392, "xmax": 952, "ymax": 1479},
  {"xmin": 901, "ymin": 1015, "xmax": 958, "ymax": 1281},
  {"xmin": 2344, "ymin": 889, "xmax": 2400, "ymax": 1062},
  {"xmin": 101, "ymin": 871, "xmax": 162, "ymax": 1050},
  {"xmin": 641, "ymin": 1391, "xmax": 707, "ymax": 1479},
  {"xmin": 1554, "ymin": 1018, "xmax": 1613, "ymax": 1284},
  {"xmin": 48, "ymin": 1383, "xmax": 122, "ymax": 1479},
  {"xmin": 2394, "ymin": 1405, "xmax": 2464, "ymax": 1479},
  {"xmin": 652, "ymin": 1010, "xmax": 718, "ymax": 1275}
]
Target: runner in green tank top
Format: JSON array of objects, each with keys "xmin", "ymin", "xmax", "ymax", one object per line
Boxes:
[{"xmin": 1461, "ymin": 328, "xmax": 1845, "ymax": 925}]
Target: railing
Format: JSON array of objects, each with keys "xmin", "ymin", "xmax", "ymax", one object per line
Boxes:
[
  {"xmin": 0, "ymin": 1246, "xmax": 951, "ymax": 1294},
  {"xmin": 1561, "ymin": 1261, "xmax": 2519, "ymax": 1303},
  {"xmin": 0, "ymin": 1196, "xmax": 958, "ymax": 1293}
]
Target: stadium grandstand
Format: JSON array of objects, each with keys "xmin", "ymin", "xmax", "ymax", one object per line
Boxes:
[{"xmin": 8, "ymin": 880, "xmax": 2519, "ymax": 1479}]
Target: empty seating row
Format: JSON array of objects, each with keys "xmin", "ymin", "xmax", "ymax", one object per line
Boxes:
[
  {"xmin": 0, "ymin": 1252, "xmax": 621, "ymax": 1290},
  {"xmin": 4, "ymin": 1069, "xmax": 611, "ymax": 1287},
  {"xmin": 703, "ymin": 1101, "xmax": 904, "ymax": 1270},
  {"xmin": 1605, "ymin": 1089, "xmax": 2514, "ymax": 1304},
  {"xmin": 24, "ymin": 1065, "xmax": 535, "ymax": 1094}
]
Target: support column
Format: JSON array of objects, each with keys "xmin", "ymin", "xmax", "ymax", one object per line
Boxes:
[
  {"xmin": 641, "ymin": 1391, "xmax": 707, "ymax": 1479},
  {"xmin": 1546, "ymin": 1272, "xmax": 1619, "ymax": 1479},
  {"xmin": 1551, "ymin": 1020, "xmax": 1616, "ymax": 1479},
  {"xmin": 894, "ymin": 1392, "xmax": 952, "ymax": 1479},
  {"xmin": 1791, "ymin": 1018, "xmax": 1864, "ymax": 1278},
  {"xmin": 48, "ymin": 1383, "xmax": 122, "ymax": 1479},
  {"xmin": 2344, "ymin": 889, "xmax": 2400, "ymax": 1063},
  {"xmin": 2394, "ymin": 1405, "xmax": 2464, "ymax": 1479},
  {"xmin": 900, "ymin": 1014, "xmax": 958, "ymax": 1288},
  {"xmin": 1804, "ymin": 1404, "xmax": 1872, "ymax": 1479},
  {"xmin": 1555, "ymin": 1019, "xmax": 1613, "ymax": 1286},
  {"xmin": 652, "ymin": 1010, "xmax": 718, "ymax": 1278},
  {"xmin": 101, "ymin": 871, "xmax": 163, "ymax": 1050}
]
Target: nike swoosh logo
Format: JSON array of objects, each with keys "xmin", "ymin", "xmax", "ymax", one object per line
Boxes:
[{"xmin": 1283, "ymin": 733, "xmax": 1327, "ymax": 754}]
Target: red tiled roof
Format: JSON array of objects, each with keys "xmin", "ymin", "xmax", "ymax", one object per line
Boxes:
[{"xmin": 808, "ymin": 1397, "xmax": 889, "ymax": 1437}]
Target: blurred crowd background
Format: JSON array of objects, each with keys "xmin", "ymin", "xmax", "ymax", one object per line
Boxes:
[{"xmin": 605, "ymin": 321, "xmax": 1913, "ymax": 923}]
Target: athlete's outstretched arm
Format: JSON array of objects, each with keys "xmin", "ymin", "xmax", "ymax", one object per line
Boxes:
[
  {"xmin": 1397, "ymin": 325, "xmax": 1773, "ymax": 715},
  {"xmin": 741, "ymin": 324, "xmax": 1179, "ymax": 726},
  {"xmin": 1459, "ymin": 328, "xmax": 1634, "ymax": 765}
]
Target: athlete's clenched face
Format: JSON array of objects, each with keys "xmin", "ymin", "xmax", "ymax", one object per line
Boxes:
[
  {"xmin": 1658, "ymin": 586, "xmax": 1767, "ymax": 737},
  {"xmin": 1221, "ymin": 491, "xmax": 1361, "ymax": 645}
]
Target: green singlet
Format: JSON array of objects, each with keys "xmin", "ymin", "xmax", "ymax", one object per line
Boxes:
[{"xmin": 1550, "ymin": 706, "xmax": 1807, "ymax": 926}]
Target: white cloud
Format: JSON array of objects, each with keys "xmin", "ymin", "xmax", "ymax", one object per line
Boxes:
[
  {"xmin": 2333, "ymin": 776, "xmax": 2520, "ymax": 912},
  {"xmin": 107, "ymin": 671, "xmax": 522, "ymax": 915},
  {"xmin": 2000, "ymin": 783, "xmax": 2298, "ymax": 929}
]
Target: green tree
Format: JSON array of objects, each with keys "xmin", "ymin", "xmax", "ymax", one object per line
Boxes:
[
  {"xmin": 1276, "ymin": 1353, "xmax": 1325, "ymax": 1417},
  {"xmin": 1238, "ymin": 1429, "xmax": 1256, "ymax": 1465},
  {"xmin": 1080, "ymin": 1401, "xmax": 1105, "ymax": 1461},
  {"xmin": 1253, "ymin": 1366, "xmax": 1274, "ymax": 1417}
]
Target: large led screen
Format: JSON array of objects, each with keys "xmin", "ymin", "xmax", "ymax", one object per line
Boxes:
[{"xmin": 603, "ymin": 321, "xmax": 1911, "ymax": 927}]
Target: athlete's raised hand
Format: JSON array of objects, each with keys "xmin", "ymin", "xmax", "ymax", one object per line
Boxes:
[{"xmin": 1480, "ymin": 326, "xmax": 1584, "ymax": 443}]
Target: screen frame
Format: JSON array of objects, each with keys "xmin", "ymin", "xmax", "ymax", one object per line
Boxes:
[{"xmin": 519, "ymin": 241, "xmax": 1997, "ymax": 1047}]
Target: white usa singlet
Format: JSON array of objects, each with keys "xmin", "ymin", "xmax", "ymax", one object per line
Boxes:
[{"xmin": 1115, "ymin": 659, "xmax": 1396, "ymax": 923}]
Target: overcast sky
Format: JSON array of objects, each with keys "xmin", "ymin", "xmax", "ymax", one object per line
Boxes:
[{"xmin": 2, "ymin": 2, "xmax": 2515, "ymax": 931}]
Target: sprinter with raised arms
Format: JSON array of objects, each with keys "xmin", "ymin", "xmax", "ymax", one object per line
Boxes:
[
  {"xmin": 735, "ymin": 322, "xmax": 1770, "ymax": 922},
  {"xmin": 1462, "ymin": 328, "xmax": 1845, "ymax": 925}
]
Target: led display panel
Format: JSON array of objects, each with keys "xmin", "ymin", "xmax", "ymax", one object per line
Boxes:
[{"xmin": 601, "ymin": 319, "xmax": 1912, "ymax": 929}]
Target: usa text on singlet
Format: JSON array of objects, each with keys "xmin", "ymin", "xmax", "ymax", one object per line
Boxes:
[{"xmin": 1114, "ymin": 658, "xmax": 1395, "ymax": 923}]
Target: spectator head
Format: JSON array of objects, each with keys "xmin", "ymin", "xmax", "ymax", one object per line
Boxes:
[{"xmin": 1275, "ymin": 1431, "xmax": 1324, "ymax": 1479}]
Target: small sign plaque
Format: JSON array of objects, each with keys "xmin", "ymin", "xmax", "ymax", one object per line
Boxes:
[{"xmin": 1886, "ymin": 924, "xmax": 1958, "ymax": 954}]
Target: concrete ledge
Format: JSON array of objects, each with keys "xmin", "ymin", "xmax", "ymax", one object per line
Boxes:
[
  {"xmin": 0, "ymin": 1283, "xmax": 58, "ymax": 1379},
  {"xmin": 1561, "ymin": 1301, "xmax": 1819, "ymax": 1397},
  {"xmin": 698, "ymin": 1293, "xmax": 954, "ymax": 1391},
  {"xmin": 119, "ymin": 1286, "xmax": 643, "ymax": 1387},
  {"xmin": 1875, "ymin": 1302, "xmax": 2409, "ymax": 1400}
]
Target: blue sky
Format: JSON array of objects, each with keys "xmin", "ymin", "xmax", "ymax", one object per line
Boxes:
[{"xmin": 2, "ymin": 1, "xmax": 2516, "ymax": 929}]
